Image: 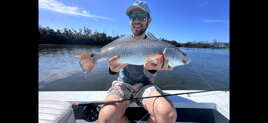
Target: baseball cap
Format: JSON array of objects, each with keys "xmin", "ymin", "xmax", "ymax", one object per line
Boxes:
[{"xmin": 125, "ymin": 1, "xmax": 150, "ymax": 17}]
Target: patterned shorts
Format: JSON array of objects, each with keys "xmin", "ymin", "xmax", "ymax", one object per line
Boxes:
[{"xmin": 107, "ymin": 80, "xmax": 161, "ymax": 111}]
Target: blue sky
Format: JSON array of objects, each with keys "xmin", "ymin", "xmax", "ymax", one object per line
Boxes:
[{"xmin": 39, "ymin": 0, "xmax": 229, "ymax": 43}]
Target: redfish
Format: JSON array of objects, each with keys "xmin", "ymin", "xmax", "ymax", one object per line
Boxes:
[{"xmin": 75, "ymin": 34, "xmax": 190, "ymax": 74}]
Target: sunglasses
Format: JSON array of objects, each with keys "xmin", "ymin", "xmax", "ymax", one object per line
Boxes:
[{"xmin": 129, "ymin": 13, "xmax": 149, "ymax": 21}]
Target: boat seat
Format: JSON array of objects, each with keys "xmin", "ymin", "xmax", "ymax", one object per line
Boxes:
[{"xmin": 39, "ymin": 100, "xmax": 76, "ymax": 123}]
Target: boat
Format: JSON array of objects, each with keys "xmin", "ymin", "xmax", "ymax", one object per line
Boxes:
[{"xmin": 39, "ymin": 90, "xmax": 229, "ymax": 123}]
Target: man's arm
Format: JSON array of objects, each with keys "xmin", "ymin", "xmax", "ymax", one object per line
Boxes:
[
  {"xmin": 148, "ymin": 70, "xmax": 157, "ymax": 74},
  {"xmin": 109, "ymin": 67, "xmax": 118, "ymax": 75},
  {"xmin": 144, "ymin": 69, "xmax": 158, "ymax": 79}
]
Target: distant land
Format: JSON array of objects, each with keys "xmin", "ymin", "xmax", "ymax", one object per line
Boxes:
[{"xmin": 38, "ymin": 25, "xmax": 229, "ymax": 49}]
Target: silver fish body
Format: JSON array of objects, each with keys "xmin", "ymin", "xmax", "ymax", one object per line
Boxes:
[
  {"xmin": 93, "ymin": 39, "xmax": 190, "ymax": 67},
  {"xmin": 75, "ymin": 33, "xmax": 190, "ymax": 74}
]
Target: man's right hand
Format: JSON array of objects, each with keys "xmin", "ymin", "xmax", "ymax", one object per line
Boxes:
[{"xmin": 108, "ymin": 56, "xmax": 129, "ymax": 73}]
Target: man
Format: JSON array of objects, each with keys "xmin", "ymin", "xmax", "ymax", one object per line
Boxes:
[{"xmin": 98, "ymin": 1, "xmax": 177, "ymax": 123}]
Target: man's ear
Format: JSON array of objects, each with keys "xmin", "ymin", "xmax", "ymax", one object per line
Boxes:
[{"xmin": 148, "ymin": 17, "xmax": 152, "ymax": 25}]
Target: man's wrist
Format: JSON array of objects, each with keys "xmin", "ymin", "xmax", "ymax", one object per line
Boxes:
[
  {"xmin": 147, "ymin": 70, "xmax": 157, "ymax": 74},
  {"xmin": 144, "ymin": 68, "xmax": 158, "ymax": 79},
  {"xmin": 109, "ymin": 67, "xmax": 118, "ymax": 75}
]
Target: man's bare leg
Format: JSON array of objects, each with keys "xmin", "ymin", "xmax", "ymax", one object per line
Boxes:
[
  {"xmin": 145, "ymin": 90, "xmax": 177, "ymax": 123},
  {"xmin": 98, "ymin": 95, "xmax": 131, "ymax": 123}
]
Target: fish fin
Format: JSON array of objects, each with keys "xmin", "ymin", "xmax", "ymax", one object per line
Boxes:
[
  {"xmin": 101, "ymin": 35, "xmax": 136, "ymax": 52},
  {"xmin": 150, "ymin": 54, "xmax": 163, "ymax": 59},
  {"xmin": 144, "ymin": 57, "xmax": 157, "ymax": 64},
  {"xmin": 163, "ymin": 46, "xmax": 171, "ymax": 57},
  {"xmin": 75, "ymin": 53, "xmax": 97, "ymax": 74},
  {"xmin": 144, "ymin": 57, "xmax": 150, "ymax": 61},
  {"xmin": 75, "ymin": 53, "xmax": 95, "ymax": 59},
  {"xmin": 147, "ymin": 32, "xmax": 158, "ymax": 40}
]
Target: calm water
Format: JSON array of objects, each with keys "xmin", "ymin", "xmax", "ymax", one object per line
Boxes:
[{"xmin": 38, "ymin": 45, "xmax": 229, "ymax": 91}]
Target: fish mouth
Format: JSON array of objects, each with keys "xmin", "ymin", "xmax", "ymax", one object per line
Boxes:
[
  {"xmin": 183, "ymin": 58, "xmax": 191, "ymax": 65},
  {"xmin": 183, "ymin": 60, "xmax": 189, "ymax": 68}
]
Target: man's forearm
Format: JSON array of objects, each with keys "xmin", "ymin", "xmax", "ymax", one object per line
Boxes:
[
  {"xmin": 144, "ymin": 68, "xmax": 158, "ymax": 78},
  {"xmin": 148, "ymin": 70, "xmax": 157, "ymax": 74},
  {"xmin": 109, "ymin": 67, "xmax": 118, "ymax": 75}
]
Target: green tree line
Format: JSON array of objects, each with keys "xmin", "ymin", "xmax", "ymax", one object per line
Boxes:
[
  {"xmin": 38, "ymin": 25, "xmax": 229, "ymax": 48},
  {"xmin": 38, "ymin": 25, "xmax": 123, "ymax": 45},
  {"xmin": 159, "ymin": 38, "xmax": 229, "ymax": 48}
]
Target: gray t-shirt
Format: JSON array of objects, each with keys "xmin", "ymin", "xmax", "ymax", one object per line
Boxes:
[{"xmin": 109, "ymin": 34, "xmax": 158, "ymax": 84}]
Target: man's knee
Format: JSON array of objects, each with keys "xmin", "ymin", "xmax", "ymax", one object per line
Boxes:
[
  {"xmin": 98, "ymin": 105, "xmax": 131, "ymax": 123},
  {"xmin": 154, "ymin": 99, "xmax": 177, "ymax": 122},
  {"xmin": 98, "ymin": 104, "xmax": 116, "ymax": 123},
  {"xmin": 98, "ymin": 95, "xmax": 128, "ymax": 123},
  {"xmin": 163, "ymin": 107, "xmax": 177, "ymax": 121}
]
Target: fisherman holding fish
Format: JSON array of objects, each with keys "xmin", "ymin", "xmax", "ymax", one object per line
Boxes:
[{"xmin": 75, "ymin": 1, "xmax": 190, "ymax": 123}]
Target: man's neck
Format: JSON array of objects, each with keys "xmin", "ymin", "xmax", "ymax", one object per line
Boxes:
[{"xmin": 132, "ymin": 33, "xmax": 146, "ymax": 40}]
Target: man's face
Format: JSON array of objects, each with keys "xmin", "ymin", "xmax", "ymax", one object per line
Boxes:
[{"xmin": 130, "ymin": 8, "xmax": 151, "ymax": 36}]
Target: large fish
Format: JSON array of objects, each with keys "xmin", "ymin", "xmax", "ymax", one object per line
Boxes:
[{"xmin": 75, "ymin": 32, "xmax": 191, "ymax": 74}]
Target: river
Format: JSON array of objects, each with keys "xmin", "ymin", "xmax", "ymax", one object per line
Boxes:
[{"xmin": 38, "ymin": 45, "xmax": 229, "ymax": 91}]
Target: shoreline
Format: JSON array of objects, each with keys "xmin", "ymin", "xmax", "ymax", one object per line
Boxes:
[{"xmin": 38, "ymin": 44, "xmax": 229, "ymax": 49}]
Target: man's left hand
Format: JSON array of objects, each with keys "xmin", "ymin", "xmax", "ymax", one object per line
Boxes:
[{"xmin": 144, "ymin": 55, "xmax": 173, "ymax": 71}]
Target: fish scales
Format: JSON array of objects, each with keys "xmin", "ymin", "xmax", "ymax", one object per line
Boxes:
[
  {"xmin": 96, "ymin": 40, "xmax": 171, "ymax": 65},
  {"xmin": 101, "ymin": 32, "xmax": 158, "ymax": 53},
  {"xmin": 75, "ymin": 38, "xmax": 190, "ymax": 74}
]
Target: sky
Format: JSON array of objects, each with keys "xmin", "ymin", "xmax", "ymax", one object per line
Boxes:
[{"xmin": 39, "ymin": 0, "xmax": 229, "ymax": 43}]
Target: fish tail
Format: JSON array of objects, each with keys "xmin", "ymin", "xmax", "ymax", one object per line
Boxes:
[{"xmin": 75, "ymin": 53, "xmax": 97, "ymax": 74}]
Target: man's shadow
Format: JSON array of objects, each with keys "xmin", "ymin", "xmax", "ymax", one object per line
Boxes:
[{"xmin": 125, "ymin": 92, "xmax": 196, "ymax": 121}]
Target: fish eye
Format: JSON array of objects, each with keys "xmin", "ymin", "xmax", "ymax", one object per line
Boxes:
[{"xmin": 182, "ymin": 53, "xmax": 186, "ymax": 56}]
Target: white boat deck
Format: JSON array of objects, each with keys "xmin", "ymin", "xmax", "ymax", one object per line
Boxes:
[{"xmin": 39, "ymin": 90, "xmax": 229, "ymax": 123}]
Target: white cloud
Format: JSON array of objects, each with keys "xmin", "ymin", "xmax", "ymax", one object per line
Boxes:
[
  {"xmin": 39, "ymin": 0, "xmax": 114, "ymax": 20},
  {"xmin": 204, "ymin": 20, "xmax": 229, "ymax": 23},
  {"xmin": 82, "ymin": 10, "xmax": 88, "ymax": 15}
]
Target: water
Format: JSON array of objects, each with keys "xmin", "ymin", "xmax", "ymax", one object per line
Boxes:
[{"xmin": 38, "ymin": 45, "xmax": 229, "ymax": 91}]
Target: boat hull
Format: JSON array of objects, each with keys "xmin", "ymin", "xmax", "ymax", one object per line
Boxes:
[{"xmin": 39, "ymin": 90, "xmax": 229, "ymax": 123}]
